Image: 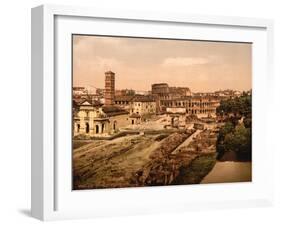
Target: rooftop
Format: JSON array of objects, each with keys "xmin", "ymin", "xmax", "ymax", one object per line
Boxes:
[
  {"xmin": 75, "ymin": 99, "xmax": 103, "ymax": 107},
  {"xmin": 102, "ymin": 105, "xmax": 129, "ymax": 116},
  {"xmin": 133, "ymin": 95, "xmax": 156, "ymax": 102},
  {"xmin": 105, "ymin": 70, "xmax": 115, "ymax": 75},
  {"xmin": 115, "ymin": 95, "xmax": 135, "ymax": 102},
  {"xmin": 152, "ymin": 83, "xmax": 168, "ymax": 87},
  {"xmin": 129, "ymin": 113, "xmax": 141, "ymax": 118}
]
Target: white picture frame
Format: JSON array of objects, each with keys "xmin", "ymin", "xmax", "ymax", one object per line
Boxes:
[{"xmin": 31, "ymin": 4, "xmax": 274, "ymax": 221}]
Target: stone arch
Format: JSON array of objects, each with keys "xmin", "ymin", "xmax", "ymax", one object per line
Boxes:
[
  {"xmin": 113, "ymin": 121, "xmax": 117, "ymax": 130},
  {"xmin": 102, "ymin": 123, "xmax": 105, "ymax": 133},
  {"xmin": 85, "ymin": 123, "xmax": 90, "ymax": 133}
]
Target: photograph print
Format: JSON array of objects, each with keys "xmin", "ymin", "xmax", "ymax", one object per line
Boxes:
[{"xmin": 72, "ymin": 35, "xmax": 252, "ymax": 190}]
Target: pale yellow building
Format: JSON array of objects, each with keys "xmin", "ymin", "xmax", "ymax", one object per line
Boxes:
[
  {"xmin": 73, "ymin": 100, "xmax": 130, "ymax": 137},
  {"xmin": 131, "ymin": 95, "xmax": 156, "ymax": 116}
]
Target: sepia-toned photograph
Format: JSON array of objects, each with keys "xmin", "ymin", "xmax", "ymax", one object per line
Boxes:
[{"xmin": 72, "ymin": 35, "xmax": 252, "ymax": 190}]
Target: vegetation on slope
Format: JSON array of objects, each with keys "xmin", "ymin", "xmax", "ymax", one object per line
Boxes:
[{"xmin": 216, "ymin": 92, "xmax": 252, "ymax": 161}]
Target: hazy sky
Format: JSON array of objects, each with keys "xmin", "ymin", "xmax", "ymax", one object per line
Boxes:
[{"xmin": 73, "ymin": 35, "xmax": 252, "ymax": 92}]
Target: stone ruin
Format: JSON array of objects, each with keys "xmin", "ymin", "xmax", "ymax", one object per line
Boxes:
[{"xmin": 131, "ymin": 129, "xmax": 218, "ymax": 187}]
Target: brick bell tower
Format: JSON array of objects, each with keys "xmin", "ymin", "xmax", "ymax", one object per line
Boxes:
[{"xmin": 104, "ymin": 71, "xmax": 115, "ymax": 106}]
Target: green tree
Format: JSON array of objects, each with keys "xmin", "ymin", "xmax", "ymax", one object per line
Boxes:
[
  {"xmin": 216, "ymin": 93, "xmax": 251, "ymax": 117},
  {"xmin": 216, "ymin": 122, "xmax": 235, "ymax": 158},
  {"xmin": 243, "ymin": 117, "xmax": 252, "ymax": 128},
  {"xmin": 217, "ymin": 124, "xmax": 251, "ymax": 161},
  {"xmin": 216, "ymin": 93, "xmax": 252, "ymax": 161}
]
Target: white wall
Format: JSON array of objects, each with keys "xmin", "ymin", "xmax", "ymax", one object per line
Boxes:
[{"xmin": 0, "ymin": 0, "xmax": 280, "ymax": 225}]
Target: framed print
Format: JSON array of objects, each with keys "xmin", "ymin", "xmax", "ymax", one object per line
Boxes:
[{"xmin": 31, "ymin": 4, "xmax": 274, "ymax": 221}]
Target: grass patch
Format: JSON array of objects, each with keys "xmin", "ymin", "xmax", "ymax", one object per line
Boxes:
[
  {"xmin": 154, "ymin": 134, "xmax": 169, "ymax": 141},
  {"xmin": 73, "ymin": 141, "xmax": 91, "ymax": 149},
  {"xmin": 173, "ymin": 153, "xmax": 217, "ymax": 185}
]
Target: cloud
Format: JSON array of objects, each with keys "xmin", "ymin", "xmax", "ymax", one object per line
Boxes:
[
  {"xmin": 95, "ymin": 57, "xmax": 121, "ymax": 69},
  {"xmin": 162, "ymin": 57, "xmax": 210, "ymax": 67}
]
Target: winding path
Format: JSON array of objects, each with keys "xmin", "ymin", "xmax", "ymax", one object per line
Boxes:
[{"xmin": 172, "ymin": 130, "xmax": 202, "ymax": 154}]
